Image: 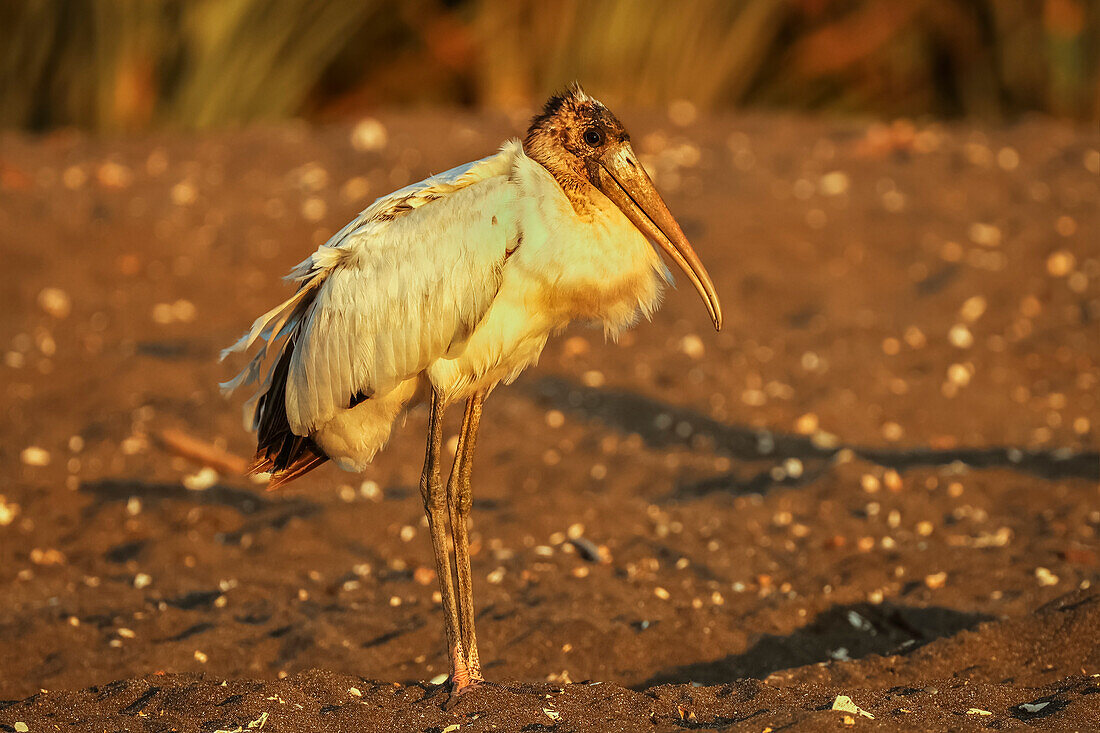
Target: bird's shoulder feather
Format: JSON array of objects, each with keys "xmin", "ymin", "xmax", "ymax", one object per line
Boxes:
[{"xmin": 222, "ymin": 140, "xmax": 523, "ymax": 437}]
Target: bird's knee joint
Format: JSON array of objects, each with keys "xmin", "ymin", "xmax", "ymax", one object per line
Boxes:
[{"xmin": 420, "ymin": 479, "xmax": 445, "ymax": 511}]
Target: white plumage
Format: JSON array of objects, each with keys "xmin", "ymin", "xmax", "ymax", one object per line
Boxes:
[{"xmin": 223, "ymin": 139, "xmax": 669, "ymax": 471}]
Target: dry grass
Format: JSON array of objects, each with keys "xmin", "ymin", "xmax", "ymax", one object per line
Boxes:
[{"xmin": 1, "ymin": 0, "xmax": 1096, "ymax": 130}]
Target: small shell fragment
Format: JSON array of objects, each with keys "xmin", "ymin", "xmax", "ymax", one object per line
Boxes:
[{"xmin": 831, "ymin": 695, "xmax": 874, "ymax": 719}]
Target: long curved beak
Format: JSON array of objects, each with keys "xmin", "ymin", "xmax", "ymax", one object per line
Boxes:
[{"xmin": 592, "ymin": 145, "xmax": 722, "ymax": 331}]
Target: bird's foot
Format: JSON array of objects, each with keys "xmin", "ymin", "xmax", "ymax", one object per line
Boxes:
[
  {"xmin": 442, "ymin": 676, "xmax": 484, "ymax": 710},
  {"xmin": 441, "ymin": 647, "xmax": 485, "ymax": 709}
]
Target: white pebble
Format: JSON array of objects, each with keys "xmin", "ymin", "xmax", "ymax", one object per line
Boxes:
[
  {"xmin": 351, "ymin": 118, "xmax": 388, "ymax": 152},
  {"xmin": 947, "ymin": 324, "xmax": 973, "ymax": 349},
  {"xmin": 37, "ymin": 288, "xmax": 71, "ymax": 319},
  {"xmin": 21, "ymin": 446, "xmax": 51, "ymax": 466},
  {"xmin": 679, "ymin": 334, "xmax": 705, "ymax": 360},
  {"xmin": 183, "ymin": 467, "xmax": 218, "ymax": 491},
  {"xmin": 1035, "ymin": 567, "xmax": 1059, "ymax": 586},
  {"xmin": 819, "ymin": 171, "xmax": 849, "ymax": 196}
]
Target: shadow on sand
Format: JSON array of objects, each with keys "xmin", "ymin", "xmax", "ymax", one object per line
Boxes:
[
  {"xmin": 639, "ymin": 601, "xmax": 992, "ymax": 688},
  {"xmin": 79, "ymin": 478, "xmax": 322, "ymax": 544},
  {"xmin": 528, "ymin": 376, "xmax": 1099, "ymax": 499}
]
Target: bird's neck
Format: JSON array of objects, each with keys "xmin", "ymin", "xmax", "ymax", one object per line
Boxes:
[
  {"xmin": 522, "ymin": 137, "xmax": 599, "ymax": 219},
  {"xmin": 507, "ymin": 150, "xmax": 667, "ymax": 335}
]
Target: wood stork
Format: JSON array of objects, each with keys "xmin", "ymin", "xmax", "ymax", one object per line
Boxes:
[{"xmin": 222, "ymin": 83, "xmax": 721, "ymax": 697}]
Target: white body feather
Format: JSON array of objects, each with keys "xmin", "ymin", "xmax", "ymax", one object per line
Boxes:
[{"xmin": 224, "ymin": 140, "xmax": 669, "ymax": 472}]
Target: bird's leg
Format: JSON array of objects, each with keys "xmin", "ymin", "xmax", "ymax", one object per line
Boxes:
[
  {"xmin": 446, "ymin": 390, "xmax": 486, "ymax": 684},
  {"xmin": 419, "ymin": 390, "xmax": 472, "ymax": 691}
]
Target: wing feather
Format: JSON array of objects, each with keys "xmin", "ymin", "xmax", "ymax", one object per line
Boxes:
[{"xmin": 223, "ymin": 141, "xmax": 521, "ymax": 436}]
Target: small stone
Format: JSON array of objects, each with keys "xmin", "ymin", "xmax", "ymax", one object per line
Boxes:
[
  {"xmin": 152, "ymin": 299, "xmax": 197, "ymax": 324},
  {"xmin": 968, "ymin": 222, "xmax": 1001, "ymax": 247},
  {"xmin": 959, "ymin": 296, "xmax": 986, "ymax": 323},
  {"xmin": 301, "ymin": 197, "xmax": 327, "ymax": 222},
  {"xmin": 996, "ymin": 147, "xmax": 1019, "ymax": 170},
  {"xmin": 0, "ymin": 496, "xmax": 19, "ymax": 525},
  {"xmin": 882, "ymin": 422, "xmax": 904, "ymax": 441},
  {"xmin": 37, "ymin": 288, "xmax": 71, "ymax": 319},
  {"xmin": 860, "ymin": 474, "xmax": 881, "ymax": 493},
  {"xmin": 924, "ymin": 571, "xmax": 947, "ymax": 589},
  {"xmin": 819, "ymin": 171, "xmax": 849, "ymax": 196},
  {"xmin": 351, "ymin": 118, "xmax": 388, "ymax": 152},
  {"xmin": 654, "ymin": 586, "xmax": 671, "ymax": 600},
  {"xmin": 14, "ymin": 723, "xmax": 29, "ymax": 732},
  {"xmin": 341, "ymin": 176, "xmax": 371, "ymax": 203},
  {"xmin": 171, "ymin": 180, "xmax": 197, "ymax": 206},
  {"xmin": 831, "ymin": 695, "xmax": 874, "ymax": 719},
  {"xmin": 948, "ymin": 324, "xmax": 973, "ymax": 349},
  {"xmin": 96, "ymin": 161, "xmax": 133, "ymax": 188},
  {"xmin": 21, "ymin": 446, "xmax": 51, "ymax": 466},
  {"xmin": 947, "ymin": 363, "xmax": 972, "ymax": 387},
  {"xmin": 967, "ymin": 708, "xmax": 992, "ymax": 716},
  {"xmin": 794, "ymin": 413, "xmax": 818, "ymax": 435},
  {"xmin": 348, "ymin": 687, "xmax": 362, "ymax": 697},
  {"xmin": 133, "ymin": 573, "xmax": 152, "ymax": 589},
  {"xmin": 183, "ymin": 467, "xmax": 218, "ymax": 491},
  {"xmin": 581, "ymin": 370, "xmax": 605, "ymax": 387},
  {"xmin": 359, "ymin": 480, "xmax": 382, "ymax": 500},
  {"xmin": 903, "ymin": 326, "xmax": 927, "ymax": 349},
  {"xmin": 194, "ymin": 650, "xmax": 208, "ymax": 663},
  {"xmin": 430, "ymin": 673, "xmax": 449, "ymax": 685},
  {"xmin": 679, "ymin": 334, "xmax": 705, "ymax": 360},
  {"xmin": 562, "ymin": 335, "xmax": 589, "ymax": 357},
  {"xmin": 1035, "ymin": 567, "xmax": 1059, "ymax": 586},
  {"xmin": 1046, "ymin": 250, "xmax": 1076, "ymax": 277}
]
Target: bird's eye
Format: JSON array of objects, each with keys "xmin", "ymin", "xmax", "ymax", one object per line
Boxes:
[{"xmin": 583, "ymin": 128, "xmax": 604, "ymax": 147}]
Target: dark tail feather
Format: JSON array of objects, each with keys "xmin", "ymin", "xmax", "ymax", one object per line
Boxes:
[{"xmin": 251, "ymin": 336, "xmax": 329, "ymax": 489}]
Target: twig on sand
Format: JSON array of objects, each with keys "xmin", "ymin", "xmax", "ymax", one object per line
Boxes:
[{"xmin": 156, "ymin": 428, "xmax": 250, "ymax": 475}]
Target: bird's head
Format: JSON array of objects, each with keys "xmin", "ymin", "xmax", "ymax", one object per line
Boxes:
[{"xmin": 524, "ymin": 83, "xmax": 722, "ymax": 331}]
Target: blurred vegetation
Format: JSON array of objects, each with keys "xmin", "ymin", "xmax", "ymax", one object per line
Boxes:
[{"xmin": 2, "ymin": 0, "xmax": 1097, "ymax": 131}]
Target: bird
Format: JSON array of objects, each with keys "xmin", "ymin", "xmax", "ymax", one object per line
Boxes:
[{"xmin": 222, "ymin": 83, "xmax": 721, "ymax": 699}]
